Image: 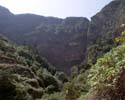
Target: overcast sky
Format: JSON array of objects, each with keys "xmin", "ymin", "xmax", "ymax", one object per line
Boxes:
[{"xmin": 0, "ymin": 0, "xmax": 113, "ymax": 19}]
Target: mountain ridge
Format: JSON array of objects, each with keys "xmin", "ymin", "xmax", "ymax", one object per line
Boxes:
[
  {"xmin": 0, "ymin": 0, "xmax": 125, "ymax": 73},
  {"xmin": 0, "ymin": 5, "xmax": 89, "ymax": 73}
]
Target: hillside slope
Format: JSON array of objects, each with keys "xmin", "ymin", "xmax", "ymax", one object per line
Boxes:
[
  {"xmin": 0, "ymin": 35, "xmax": 67, "ymax": 100},
  {"xmin": 78, "ymin": 43, "xmax": 125, "ymax": 100}
]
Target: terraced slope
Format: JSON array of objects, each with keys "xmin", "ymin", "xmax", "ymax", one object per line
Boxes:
[{"xmin": 0, "ymin": 35, "xmax": 67, "ymax": 100}]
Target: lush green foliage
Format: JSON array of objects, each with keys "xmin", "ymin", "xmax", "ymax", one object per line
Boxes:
[
  {"xmin": 0, "ymin": 36, "xmax": 65, "ymax": 100},
  {"xmin": 77, "ymin": 30, "xmax": 125, "ymax": 100},
  {"xmin": 88, "ymin": 44, "xmax": 125, "ymax": 99}
]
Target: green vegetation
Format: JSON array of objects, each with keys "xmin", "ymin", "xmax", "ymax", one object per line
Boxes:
[
  {"xmin": 76, "ymin": 28, "xmax": 125, "ymax": 100},
  {"xmin": 0, "ymin": 36, "xmax": 66, "ymax": 100},
  {"xmin": 87, "ymin": 44, "xmax": 125, "ymax": 99}
]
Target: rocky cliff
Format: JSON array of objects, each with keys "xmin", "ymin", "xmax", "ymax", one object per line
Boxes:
[
  {"xmin": 0, "ymin": 6, "xmax": 89, "ymax": 73},
  {"xmin": 0, "ymin": 0, "xmax": 125, "ymax": 73}
]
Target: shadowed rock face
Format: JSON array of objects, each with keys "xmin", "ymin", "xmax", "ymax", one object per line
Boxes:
[
  {"xmin": 0, "ymin": 5, "xmax": 89, "ymax": 73},
  {"xmin": 0, "ymin": 0, "xmax": 125, "ymax": 73},
  {"xmin": 88, "ymin": 0, "xmax": 125, "ymax": 45},
  {"xmin": 24, "ymin": 17, "xmax": 89, "ymax": 73},
  {"xmin": 85, "ymin": 0, "xmax": 125, "ymax": 66}
]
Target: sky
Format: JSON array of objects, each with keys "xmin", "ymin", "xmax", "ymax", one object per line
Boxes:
[{"xmin": 0, "ymin": 0, "xmax": 113, "ymax": 19}]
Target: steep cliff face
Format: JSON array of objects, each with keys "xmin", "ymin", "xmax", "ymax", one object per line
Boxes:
[
  {"xmin": 0, "ymin": 6, "xmax": 89, "ymax": 73},
  {"xmin": 88, "ymin": 0, "xmax": 125, "ymax": 45},
  {"xmin": 85, "ymin": 0, "xmax": 125, "ymax": 65},
  {"xmin": 24, "ymin": 17, "xmax": 89, "ymax": 73},
  {"xmin": 0, "ymin": 0, "xmax": 125, "ymax": 73}
]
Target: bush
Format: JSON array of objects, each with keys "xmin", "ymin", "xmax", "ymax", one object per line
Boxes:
[
  {"xmin": 88, "ymin": 44, "xmax": 125, "ymax": 99},
  {"xmin": 0, "ymin": 71, "xmax": 30, "ymax": 100},
  {"xmin": 40, "ymin": 92, "xmax": 65, "ymax": 100},
  {"xmin": 64, "ymin": 82, "xmax": 80, "ymax": 100}
]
